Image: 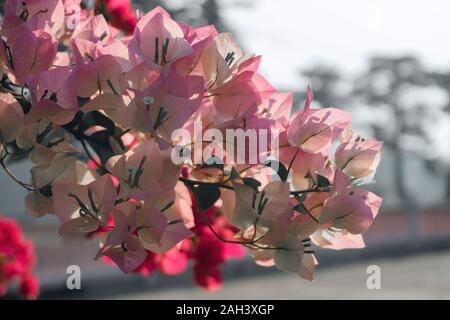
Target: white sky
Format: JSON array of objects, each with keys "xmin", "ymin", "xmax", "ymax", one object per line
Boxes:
[{"xmin": 221, "ymin": 0, "xmax": 450, "ymax": 89}]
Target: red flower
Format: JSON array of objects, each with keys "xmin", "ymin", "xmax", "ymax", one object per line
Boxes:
[
  {"xmin": 193, "ymin": 265, "xmax": 222, "ymax": 292},
  {"xmin": 0, "ymin": 216, "xmax": 39, "ymax": 299},
  {"xmin": 19, "ymin": 274, "xmax": 40, "ymax": 300},
  {"xmin": 97, "ymin": 0, "xmax": 137, "ymax": 34}
]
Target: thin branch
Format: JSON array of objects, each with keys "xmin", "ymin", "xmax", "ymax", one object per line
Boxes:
[
  {"xmin": 0, "ymin": 152, "xmax": 35, "ymax": 191},
  {"xmin": 290, "ymin": 187, "xmax": 330, "ymax": 196},
  {"xmin": 198, "ymin": 209, "xmax": 249, "ymax": 245},
  {"xmin": 287, "ymin": 147, "xmax": 300, "ymax": 174}
]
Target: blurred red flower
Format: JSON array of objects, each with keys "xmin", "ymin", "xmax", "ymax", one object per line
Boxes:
[
  {"xmin": 96, "ymin": 0, "xmax": 137, "ymax": 34},
  {"xmin": 0, "ymin": 216, "xmax": 39, "ymax": 299}
]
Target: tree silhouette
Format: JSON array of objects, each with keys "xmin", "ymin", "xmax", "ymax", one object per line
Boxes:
[{"xmin": 352, "ymin": 56, "xmax": 450, "ymax": 232}]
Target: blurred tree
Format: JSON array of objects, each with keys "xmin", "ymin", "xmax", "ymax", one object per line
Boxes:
[
  {"xmin": 353, "ymin": 56, "xmax": 450, "ymax": 232},
  {"xmin": 425, "ymin": 71, "xmax": 450, "ymax": 204},
  {"xmin": 300, "ymin": 65, "xmax": 349, "ymax": 108}
]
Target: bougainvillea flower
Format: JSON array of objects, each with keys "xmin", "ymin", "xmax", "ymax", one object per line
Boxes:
[
  {"xmin": 129, "ymin": 67, "xmax": 204, "ymax": 141},
  {"xmin": 136, "ymin": 201, "xmax": 169, "ymax": 248},
  {"xmin": 272, "ymin": 233, "xmax": 317, "ymax": 281},
  {"xmin": 106, "ymin": 140, "xmax": 180, "ymax": 200},
  {"xmin": 30, "ymin": 152, "xmax": 94, "ymax": 189},
  {"xmin": 53, "ymin": 174, "xmax": 117, "ymax": 234},
  {"xmin": 335, "ymin": 137, "xmax": 383, "ymax": 179},
  {"xmin": 142, "ymin": 221, "xmax": 193, "ymax": 254},
  {"xmin": 171, "ymin": 25, "xmax": 218, "ymax": 76},
  {"xmin": 287, "ymin": 87, "xmax": 351, "ymax": 154},
  {"xmin": 319, "ymin": 170, "xmax": 382, "ymax": 234},
  {"xmin": 101, "ymin": 202, "xmax": 137, "ymax": 247},
  {"xmin": 74, "ymin": 54, "xmax": 125, "ymax": 98},
  {"xmin": 200, "ymin": 32, "xmax": 254, "ymax": 88},
  {"xmin": 228, "ymin": 180, "xmax": 290, "ymax": 230},
  {"xmin": 130, "ymin": 7, "xmax": 193, "ymax": 68},
  {"xmin": 195, "ymin": 33, "xmax": 276, "ymax": 123},
  {"xmin": 25, "ymin": 142, "xmax": 82, "ymax": 217},
  {"xmin": 24, "ymin": 67, "xmax": 79, "ymax": 125},
  {"xmin": 210, "ymin": 60, "xmax": 276, "ymax": 122},
  {"xmin": 256, "ymin": 92, "xmax": 293, "ymax": 130},
  {"xmin": 2, "ymin": 0, "xmax": 65, "ymax": 36},
  {"xmin": 102, "ymin": 234, "xmax": 147, "ymax": 273},
  {"xmin": 0, "ymin": 25, "xmax": 57, "ymax": 84},
  {"xmin": 280, "ymin": 145, "xmax": 333, "ymax": 191},
  {"xmin": 164, "ymin": 182, "xmax": 195, "ymax": 228},
  {"xmin": 71, "ymin": 14, "xmax": 112, "ymax": 45}
]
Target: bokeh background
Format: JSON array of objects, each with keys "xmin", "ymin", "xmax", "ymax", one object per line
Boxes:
[{"xmin": 1, "ymin": 0, "xmax": 450, "ymax": 299}]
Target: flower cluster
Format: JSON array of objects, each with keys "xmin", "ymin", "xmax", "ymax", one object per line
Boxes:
[
  {"xmin": 0, "ymin": 216, "xmax": 39, "ymax": 299},
  {"xmin": 0, "ymin": 1, "xmax": 383, "ymax": 286},
  {"xmin": 109, "ymin": 202, "xmax": 244, "ymax": 291}
]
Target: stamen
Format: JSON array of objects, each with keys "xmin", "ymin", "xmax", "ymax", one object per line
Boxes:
[
  {"xmin": 161, "ymin": 38, "xmax": 170, "ymax": 65},
  {"xmin": 257, "ymin": 191, "xmax": 266, "ymax": 215},
  {"xmin": 87, "ymin": 188, "xmax": 99, "ymax": 214},
  {"xmin": 225, "ymin": 52, "xmax": 235, "ymax": 66},
  {"xmin": 153, "ymin": 106, "xmax": 167, "ymax": 130},
  {"xmin": 154, "ymin": 37, "xmax": 160, "ymax": 64},
  {"xmin": 84, "ymin": 53, "xmax": 94, "ymax": 62},
  {"xmin": 131, "ymin": 156, "xmax": 147, "ymax": 188},
  {"xmin": 161, "ymin": 201, "xmax": 175, "ymax": 212},
  {"xmin": 106, "ymin": 79, "xmax": 119, "ymax": 96},
  {"xmin": 99, "ymin": 31, "xmax": 108, "ymax": 41}
]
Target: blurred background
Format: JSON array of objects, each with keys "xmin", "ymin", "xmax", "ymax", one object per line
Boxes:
[{"xmin": 1, "ymin": 0, "xmax": 450, "ymax": 299}]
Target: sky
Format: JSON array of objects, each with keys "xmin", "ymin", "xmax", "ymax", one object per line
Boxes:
[{"xmin": 220, "ymin": 0, "xmax": 450, "ymax": 89}]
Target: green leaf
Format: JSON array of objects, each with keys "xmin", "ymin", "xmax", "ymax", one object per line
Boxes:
[
  {"xmin": 229, "ymin": 167, "xmax": 241, "ymax": 180},
  {"xmin": 242, "ymin": 177, "xmax": 261, "ymax": 191},
  {"xmin": 191, "ymin": 184, "xmax": 221, "ymax": 212},
  {"xmin": 87, "ymin": 130, "xmax": 115, "ymax": 165},
  {"xmin": 264, "ymin": 160, "xmax": 289, "ymax": 181},
  {"xmin": 316, "ymin": 174, "xmax": 331, "ymax": 188},
  {"xmin": 77, "ymin": 96, "xmax": 90, "ymax": 107}
]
